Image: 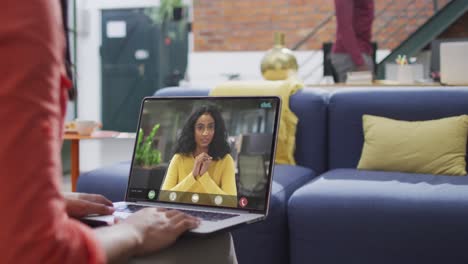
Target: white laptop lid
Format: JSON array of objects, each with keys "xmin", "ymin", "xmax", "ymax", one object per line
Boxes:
[
  {"xmin": 440, "ymin": 41, "xmax": 468, "ymax": 85},
  {"xmin": 125, "ymin": 96, "xmax": 281, "ymax": 216}
]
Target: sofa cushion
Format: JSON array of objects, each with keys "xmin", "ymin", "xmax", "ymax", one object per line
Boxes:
[
  {"xmin": 328, "ymin": 88, "xmax": 468, "ymax": 170},
  {"xmin": 77, "ymin": 161, "xmax": 130, "ymax": 202},
  {"xmin": 233, "ymin": 164, "xmax": 315, "ymax": 264},
  {"xmin": 358, "ymin": 114, "xmax": 468, "ymax": 175},
  {"xmin": 289, "ymin": 168, "xmax": 468, "ymax": 264},
  {"xmin": 155, "ymin": 87, "xmax": 210, "ymax": 97}
]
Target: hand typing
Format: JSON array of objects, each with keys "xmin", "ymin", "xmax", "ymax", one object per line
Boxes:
[{"xmin": 63, "ymin": 192, "xmax": 114, "ymax": 218}]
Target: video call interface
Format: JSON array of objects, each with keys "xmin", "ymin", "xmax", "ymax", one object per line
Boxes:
[{"xmin": 127, "ymin": 97, "xmax": 279, "ymax": 211}]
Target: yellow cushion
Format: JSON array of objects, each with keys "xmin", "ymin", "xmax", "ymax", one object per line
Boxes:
[
  {"xmin": 210, "ymin": 79, "xmax": 303, "ymax": 165},
  {"xmin": 357, "ymin": 114, "xmax": 468, "ymax": 176}
]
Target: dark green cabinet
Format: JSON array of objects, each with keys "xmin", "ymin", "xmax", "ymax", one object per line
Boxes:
[{"xmin": 101, "ymin": 8, "xmax": 188, "ymax": 132}]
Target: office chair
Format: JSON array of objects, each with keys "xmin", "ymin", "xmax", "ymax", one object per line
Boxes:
[{"xmin": 237, "ymin": 153, "xmax": 267, "ymax": 197}]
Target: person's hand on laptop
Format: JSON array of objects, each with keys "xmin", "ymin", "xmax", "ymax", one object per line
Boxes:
[
  {"xmin": 120, "ymin": 207, "xmax": 200, "ymax": 256},
  {"xmin": 63, "ymin": 192, "xmax": 115, "ymax": 218}
]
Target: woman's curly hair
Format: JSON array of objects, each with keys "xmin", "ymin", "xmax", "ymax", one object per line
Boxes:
[{"xmin": 173, "ymin": 105, "xmax": 231, "ymax": 160}]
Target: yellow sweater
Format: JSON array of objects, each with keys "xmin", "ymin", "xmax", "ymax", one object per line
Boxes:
[{"xmin": 161, "ymin": 154, "xmax": 237, "ymax": 196}]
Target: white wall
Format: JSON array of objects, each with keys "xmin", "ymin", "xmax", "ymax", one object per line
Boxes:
[{"xmin": 187, "ymin": 50, "xmax": 391, "ymax": 88}]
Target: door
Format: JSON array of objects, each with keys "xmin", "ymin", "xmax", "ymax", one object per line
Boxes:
[{"xmin": 101, "ymin": 9, "xmax": 160, "ymax": 132}]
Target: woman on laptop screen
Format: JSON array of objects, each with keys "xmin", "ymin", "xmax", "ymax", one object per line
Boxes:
[{"xmin": 160, "ymin": 105, "xmax": 238, "ymax": 207}]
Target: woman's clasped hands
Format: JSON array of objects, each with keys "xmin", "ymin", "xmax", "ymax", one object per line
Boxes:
[{"xmin": 192, "ymin": 152, "xmax": 212, "ymax": 179}]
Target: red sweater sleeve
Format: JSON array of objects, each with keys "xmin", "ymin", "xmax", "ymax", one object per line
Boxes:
[{"xmin": 0, "ymin": 1, "xmax": 106, "ymax": 263}]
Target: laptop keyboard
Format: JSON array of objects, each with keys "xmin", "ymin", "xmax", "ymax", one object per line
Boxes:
[{"xmin": 115, "ymin": 204, "xmax": 238, "ymax": 221}]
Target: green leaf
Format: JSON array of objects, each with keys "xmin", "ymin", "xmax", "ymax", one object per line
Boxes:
[
  {"xmin": 136, "ymin": 123, "xmax": 161, "ymax": 167},
  {"xmin": 135, "ymin": 128, "xmax": 145, "ymax": 165}
]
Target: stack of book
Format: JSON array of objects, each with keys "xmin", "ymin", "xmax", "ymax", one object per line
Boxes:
[{"xmin": 346, "ymin": 71, "xmax": 373, "ymax": 85}]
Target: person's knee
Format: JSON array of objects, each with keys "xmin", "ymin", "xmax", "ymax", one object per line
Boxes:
[
  {"xmin": 129, "ymin": 232, "xmax": 237, "ymax": 264},
  {"xmin": 192, "ymin": 232, "xmax": 237, "ymax": 264}
]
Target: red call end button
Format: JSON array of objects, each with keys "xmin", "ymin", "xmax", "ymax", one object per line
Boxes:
[{"xmin": 239, "ymin": 197, "xmax": 248, "ymax": 208}]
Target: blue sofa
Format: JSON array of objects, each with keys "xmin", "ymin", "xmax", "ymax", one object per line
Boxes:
[
  {"xmin": 289, "ymin": 88, "xmax": 468, "ymax": 264},
  {"xmin": 78, "ymin": 87, "xmax": 468, "ymax": 264}
]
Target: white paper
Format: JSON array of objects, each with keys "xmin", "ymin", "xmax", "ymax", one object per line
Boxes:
[
  {"xmin": 135, "ymin": 49, "xmax": 150, "ymax": 60},
  {"xmin": 106, "ymin": 21, "xmax": 126, "ymax": 38}
]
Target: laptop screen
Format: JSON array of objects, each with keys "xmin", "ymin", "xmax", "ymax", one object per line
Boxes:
[{"xmin": 126, "ymin": 96, "xmax": 281, "ymax": 213}]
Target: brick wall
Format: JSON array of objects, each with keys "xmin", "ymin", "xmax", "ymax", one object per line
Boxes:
[{"xmin": 193, "ymin": 0, "xmax": 455, "ymax": 51}]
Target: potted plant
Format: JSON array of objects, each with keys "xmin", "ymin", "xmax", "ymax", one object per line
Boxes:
[
  {"xmin": 143, "ymin": 0, "xmax": 185, "ymax": 24},
  {"xmin": 130, "ymin": 123, "xmax": 168, "ymax": 190},
  {"xmin": 143, "ymin": 0, "xmax": 188, "ymax": 46},
  {"xmin": 135, "ymin": 123, "xmax": 162, "ymax": 168},
  {"xmin": 157, "ymin": 0, "xmax": 185, "ymax": 22},
  {"xmin": 171, "ymin": 0, "xmax": 184, "ymax": 21}
]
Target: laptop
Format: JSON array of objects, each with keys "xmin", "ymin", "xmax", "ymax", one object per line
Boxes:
[{"xmin": 84, "ymin": 96, "xmax": 281, "ymax": 234}]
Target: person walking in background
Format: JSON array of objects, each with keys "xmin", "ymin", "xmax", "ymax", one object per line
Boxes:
[{"xmin": 330, "ymin": 0, "xmax": 375, "ymax": 83}]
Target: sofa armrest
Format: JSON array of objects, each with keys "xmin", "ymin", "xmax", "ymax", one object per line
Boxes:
[{"xmin": 76, "ymin": 161, "xmax": 130, "ymax": 202}]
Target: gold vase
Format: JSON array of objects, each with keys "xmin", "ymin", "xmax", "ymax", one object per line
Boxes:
[{"xmin": 260, "ymin": 32, "xmax": 298, "ymax": 80}]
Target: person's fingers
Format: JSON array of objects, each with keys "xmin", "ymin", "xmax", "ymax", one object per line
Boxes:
[
  {"xmin": 172, "ymin": 218, "xmax": 199, "ymax": 235},
  {"xmin": 139, "ymin": 207, "xmax": 160, "ymax": 215},
  {"xmin": 78, "ymin": 193, "xmax": 113, "ymax": 206},
  {"xmin": 63, "ymin": 192, "xmax": 78, "ymax": 200},
  {"xmin": 89, "ymin": 194, "xmax": 113, "ymax": 206},
  {"xmin": 156, "ymin": 207, "xmax": 168, "ymax": 213},
  {"xmin": 199, "ymin": 158, "xmax": 211, "ymax": 175},
  {"xmin": 194, "ymin": 160, "xmax": 202, "ymax": 177},
  {"xmin": 198, "ymin": 162, "xmax": 204, "ymax": 176},
  {"xmin": 166, "ymin": 211, "xmax": 190, "ymax": 221},
  {"xmin": 85, "ymin": 200, "xmax": 115, "ymax": 215},
  {"xmin": 164, "ymin": 209, "xmax": 183, "ymax": 218},
  {"xmin": 168, "ymin": 211, "xmax": 198, "ymax": 226},
  {"xmin": 67, "ymin": 199, "xmax": 114, "ymax": 218},
  {"xmin": 196, "ymin": 153, "xmax": 211, "ymax": 162},
  {"xmin": 200, "ymin": 152, "xmax": 211, "ymax": 159},
  {"xmin": 200, "ymin": 156, "xmax": 212, "ymax": 166}
]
